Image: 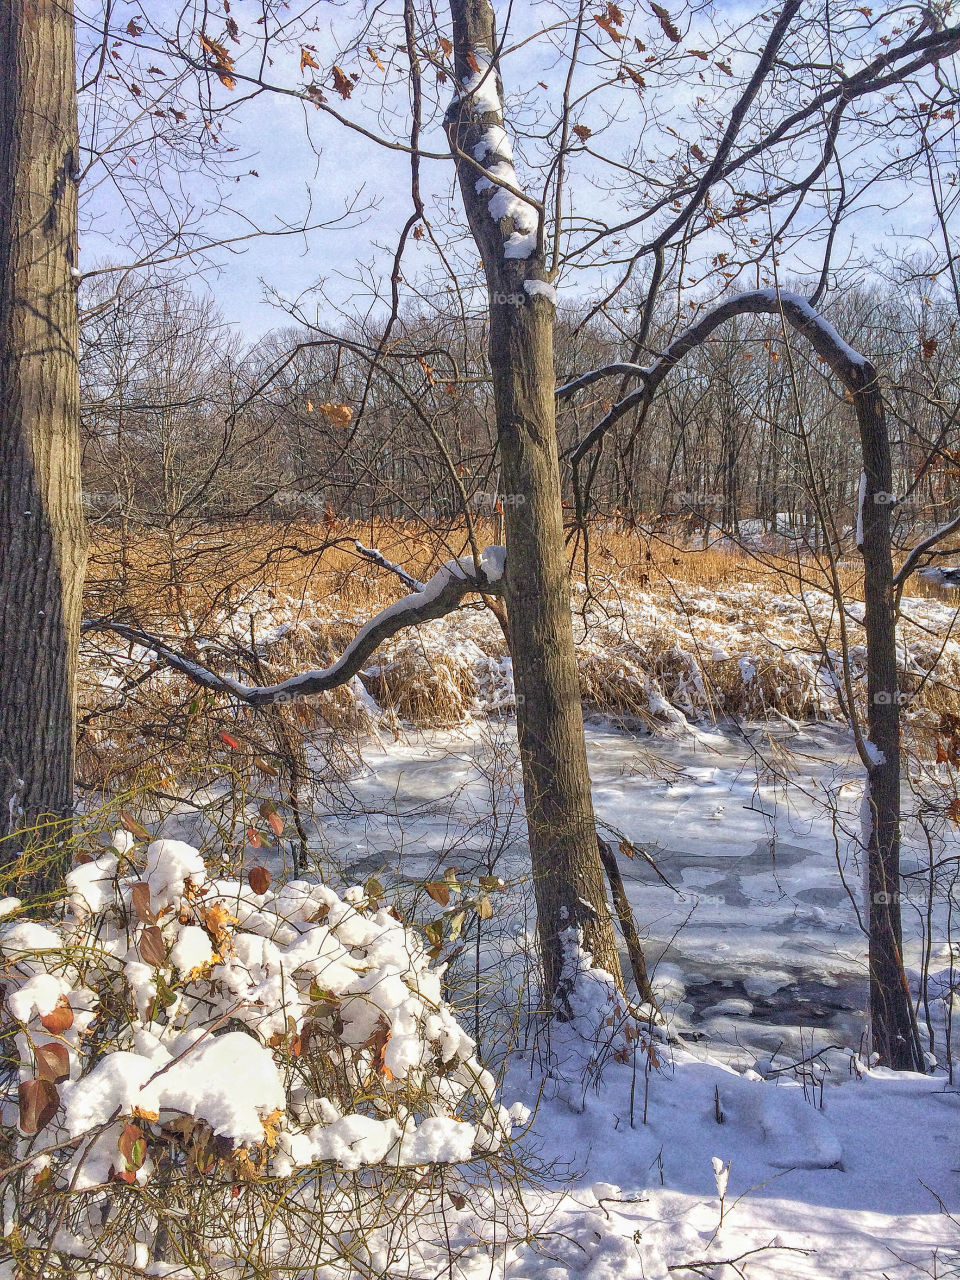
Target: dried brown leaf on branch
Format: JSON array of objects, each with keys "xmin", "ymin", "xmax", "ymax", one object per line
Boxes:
[
  {"xmin": 301, "ymin": 48, "xmax": 319, "ymax": 71},
  {"xmin": 594, "ymin": 4, "xmax": 625, "ymax": 42},
  {"xmin": 131, "ymin": 881, "xmax": 156, "ymax": 924},
  {"xmin": 331, "ymin": 65, "xmax": 354, "ymax": 99},
  {"xmin": 248, "ymin": 866, "xmax": 271, "ymax": 894},
  {"xmin": 139, "ymin": 925, "xmax": 167, "ymax": 967},
  {"xmin": 651, "ymin": 3, "xmax": 681, "ymax": 42},
  {"xmin": 19, "ymin": 1079, "xmax": 60, "ymax": 1134},
  {"xmin": 200, "ymin": 32, "xmax": 236, "ymax": 88},
  {"xmin": 317, "ymin": 402, "xmax": 353, "ymax": 428},
  {"xmin": 40, "ymin": 998, "xmax": 74, "ymax": 1034},
  {"xmin": 35, "ymin": 1043, "xmax": 70, "ymax": 1083}
]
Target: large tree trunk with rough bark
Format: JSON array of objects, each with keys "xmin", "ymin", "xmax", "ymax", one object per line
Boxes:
[
  {"xmin": 446, "ymin": 0, "xmax": 623, "ymax": 1000},
  {"xmin": 0, "ymin": 0, "xmax": 86, "ymax": 854}
]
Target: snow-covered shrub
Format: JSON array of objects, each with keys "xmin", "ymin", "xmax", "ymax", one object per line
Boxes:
[{"xmin": 0, "ymin": 838, "xmax": 519, "ymax": 1277}]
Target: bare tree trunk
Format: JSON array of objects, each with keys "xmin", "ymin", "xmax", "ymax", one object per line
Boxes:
[
  {"xmin": 855, "ymin": 370, "xmax": 925, "ymax": 1071},
  {"xmin": 0, "ymin": 0, "xmax": 86, "ymax": 852},
  {"xmin": 446, "ymin": 0, "xmax": 622, "ymax": 999}
]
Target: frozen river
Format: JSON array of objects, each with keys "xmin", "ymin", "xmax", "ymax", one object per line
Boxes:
[{"xmin": 294, "ymin": 717, "xmax": 944, "ymax": 1068}]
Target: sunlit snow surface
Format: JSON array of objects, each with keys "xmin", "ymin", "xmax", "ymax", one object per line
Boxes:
[
  {"xmin": 154, "ymin": 720, "xmax": 960, "ymax": 1276},
  {"xmin": 228, "ymin": 718, "xmax": 927, "ymax": 1064}
]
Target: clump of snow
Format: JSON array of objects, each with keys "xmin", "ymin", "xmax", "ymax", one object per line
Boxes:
[
  {"xmin": 523, "ymin": 278, "xmax": 557, "ymax": 304},
  {"xmin": 548, "ymin": 928, "xmax": 650, "ymax": 1112},
  {"xmin": 1, "ymin": 836, "xmax": 513, "ymax": 1195},
  {"xmin": 142, "ymin": 838, "xmax": 206, "ymax": 911},
  {"xmin": 480, "ymin": 544, "xmax": 507, "ymax": 582},
  {"xmin": 457, "ymin": 53, "xmax": 501, "ymax": 115},
  {"xmin": 453, "ymin": 50, "xmax": 540, "ymax": 260},
  {"xmin": 168, "ymin": 924, "xmax": 215, "ymax": 973}
]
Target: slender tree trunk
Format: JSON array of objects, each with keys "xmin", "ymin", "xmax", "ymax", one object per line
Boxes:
[
  {"xmin": 0, "ymin": 0, "xmax": 86, "ymax": 852},
  {"xmin": 855, "ymin": 367, "xmax": 925, "ymax": 1071},
  {"xmin": 565, "ymin": 289, "xmax": 925, "ymax": 1066},
  {"xmin": 446, "ymin": 0, "xmax": 623, "ymax": 999}
]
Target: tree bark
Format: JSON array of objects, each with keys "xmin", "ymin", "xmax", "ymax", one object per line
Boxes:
[
  {"xmin": 446, "ymin": 0, "xmax": 623, "ymax": 999},
  {"xmin": 0, "ymin": 0, "xmax": 86, "ymax": 852},
  {"xmin": 855, "ymin": 369, "xmax": 926, "ymax": 1071}
]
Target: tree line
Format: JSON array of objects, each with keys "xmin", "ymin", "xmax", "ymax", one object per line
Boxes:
[{"xmin": 80, "ymin": 270, "xmax": 960, "ymax": 549}]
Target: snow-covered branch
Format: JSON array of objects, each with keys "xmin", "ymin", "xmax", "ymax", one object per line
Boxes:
[
  {"xmin": 354, "ymin": 540, "xmax": 426, "ymax": 592},
  {"xmin": 566, "ymin": 290, "xmax": 873, "ymax": 467},
  {"xmin": 81, "ymin": 550, "xmax": 506, "ymax": 709},
  {"xmin": 894, "ymin": 512, "xmax": 960, "ymax": 588}
]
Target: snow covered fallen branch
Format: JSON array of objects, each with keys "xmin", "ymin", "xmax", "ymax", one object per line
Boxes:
[{"xmin": 80, "ymin": 548, "xmax": 506, "ymax": 710}]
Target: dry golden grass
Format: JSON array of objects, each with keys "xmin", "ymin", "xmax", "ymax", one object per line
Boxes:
[{"xmin": 77, "ymin": 517, "xmax": 960, "ymax": 792}]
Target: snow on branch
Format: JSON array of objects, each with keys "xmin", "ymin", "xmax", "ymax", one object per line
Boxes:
[
  {"xmin": 565, "ymin": 290, "xmax": 873, "ymax": 467},
  {"xmin": 81, "ymin": 551, "xmax": 506, "ymax": 709},
  {"xmin": 894, "ymin": 510, "xmax": 960, "ymax": 587},
  {"xmin": 354, "ymin": 540, "xmax": 426, "ymax": 592}
]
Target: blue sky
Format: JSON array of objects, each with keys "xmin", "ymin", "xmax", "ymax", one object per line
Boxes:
[{"xmin": 76, "ymin": 0, "xmax": 956, "ymax": 340}]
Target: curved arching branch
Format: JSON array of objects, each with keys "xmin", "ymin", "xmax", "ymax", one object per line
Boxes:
[
  {"xmin": 565, "ymin": 286, "xmax": 923, "ymax": 1070},
  {"xmin": 81, "ymin": 551, "xmax": 505, "ymax": 710},
  {"xmin": 564, "ymin": 290, "xmax": 870, "ymax": 468}
]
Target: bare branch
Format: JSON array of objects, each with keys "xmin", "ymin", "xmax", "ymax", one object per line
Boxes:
[
  {"xmin": 566, "ymin": 289, "xmax": 873, "ymax": 467},
  {"xmin": 894, "ymin": 512, "xmax": 960, "ymax": 589}
]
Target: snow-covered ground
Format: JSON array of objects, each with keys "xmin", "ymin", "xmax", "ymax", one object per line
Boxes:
[
  {"xmin": 150, "ymin": 716, "xmax": 960, "ymax": 1277},
  {"xmin": 500, "ymin": 1044, "xmax": 960, "ymax": 1278}
]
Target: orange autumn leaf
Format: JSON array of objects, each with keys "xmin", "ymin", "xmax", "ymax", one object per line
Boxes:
[
  {"xmin": 40, "ymin": 998, "xmax": 74, "ymax": 1035},
  {"xmin": 331, "ymin": 65, "xmax": 354, "ymax": 99},
  {"xmin": 317, "ymin": 402, "xmax": 352, "ymax": 428}
]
